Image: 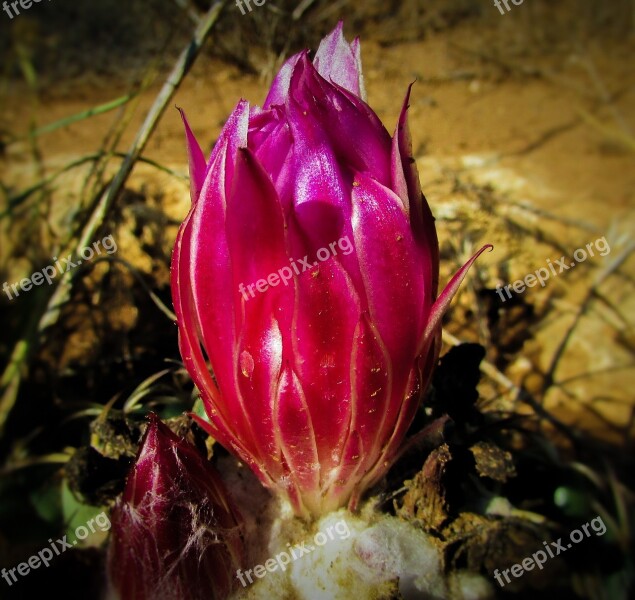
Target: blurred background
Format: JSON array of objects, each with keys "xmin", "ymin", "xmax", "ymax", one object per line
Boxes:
[{"xmin": 0, "ymin": 0, "xmax": 633, "ymax": 598}]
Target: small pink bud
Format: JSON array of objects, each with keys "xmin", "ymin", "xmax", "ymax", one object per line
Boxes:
[{"xmin": 108, "ymin": 415, "xmax": 244, "ymax": 600}]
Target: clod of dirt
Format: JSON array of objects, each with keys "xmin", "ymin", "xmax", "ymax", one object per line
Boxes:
[
  {"xmin": 397, "ymin": 443, "xmax": 452, "ymax": 532},
  {"xmin": 443, "ymin": 513, "xmax": 561, "ymax": 592},
  {"xmin": 469, "ymin": 441, "xmax": 516, "ymax": 483}
]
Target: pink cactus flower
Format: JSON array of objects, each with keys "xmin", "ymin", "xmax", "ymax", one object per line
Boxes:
[
  {"xmin": 171, "ymin": 22, "xmax": 490, "ymax": 517},
  {"xmin": 108, "ymin": 415, "xmax": 244, "ymax": 600}
]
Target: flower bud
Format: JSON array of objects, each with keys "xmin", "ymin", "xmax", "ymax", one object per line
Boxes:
[
  {"xmin": 171, "ymin": 22, "xmax": 490, "ymax": 517},
  {"xmin": 108, "ymin": 415, "xmax": 244, "ymax": 600}
]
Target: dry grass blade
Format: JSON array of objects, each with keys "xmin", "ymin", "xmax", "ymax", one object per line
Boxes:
[
  {"xmin": 124, "ymin": 369, "xmax": 173, "ymax": 414},
  {"xmin": 0, "ymin": 1, "xmax": 228, "ymax": 435},
  {"xmin": 577, "ymin": 108, "xmax": 635, "ymax": 152},
  {"xmin": 10, "ymin": 95, "xmax": 134, "ymax": 142}
]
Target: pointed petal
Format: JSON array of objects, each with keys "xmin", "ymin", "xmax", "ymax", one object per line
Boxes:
[
  {"xmin": 325, "ymin": 315, "xmax": 390, "ymax": 506},
  {"xmin": 314, "ymin": 21, "xmax": 365, "ymax": 100},
  {"xmin": 264, "ymin": 53, "xmax": 302, "ymax": 108},
  {"xmin": 291, "ymin": 256, "xmax": 361, "ymax": 475},
  {"xmin": 350, "ymin": 36, "xmax": 367, "ymax": 101},
  {"xmin": 351, "ymin": 172, "xmax": 426, "ymax": 366},
  {"xmin": 248, "ymin": 108, "xmax": 294, "ymax": 205},
  {"xmin": 204, "ymin": 99, "xmax": 250, "ymax": 198},
  {"xmin": 171, "ymin": 193, "xmax": 222, "ymax": 415},
  {"xmin": 187, "ymin": 148, "xmax": 279, "ymax": 471},
  {"xmin": 173, "ymin": 102, "xmax": 263, "ymax": 467},
  {"xmin": 420, "ymin": 244, "xmax": 493, "ymax": 353},
  {"xmin": 172, "ymin": 183, "xmax": 263, "ymax": 474},
  {"xmin": 390, "ymin": 105, "xmax": 410, "ymax": 212},
  {"xmin": 297, "ymin": 56, "xmax": 392, "ymax": 185},
  {"xmin": 273, "ymin": 365, "xmax": 320, "ymax": 511},
  {"xmin": 226, "ymin": 149, "xmax": 298, "ymax": 479},
  {"xmin": 392, "ymin": 85, "xmax": 440, "ymax": 308},
  {"xmin": 324, "ymin": 430, "xmax": 362, "ymax": 513},
  {"xmin": 286, "ymin": 54, "xmax": 351, "ymax": 215},
  {"xmin": 355, "ymin": 359, "xmax": 425, "ymax": 496},
  {"xmin": 178, "ymin": 108, "xmax": 207, "ymax": 203},
  {"xmin": 227, "ymin": 148, "xmax": 289, "ymax": 299},
  {"xmin": 179, "ymin": 139, "xmax": 236, "ymax": 400}
]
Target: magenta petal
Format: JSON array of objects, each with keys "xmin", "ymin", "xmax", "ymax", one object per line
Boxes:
[
  {"xmin": 171, "ymin": 179, "xmax": 227, "ymax": 430},
  {"xmin": 204, "ymin": 99, "xmax": 250, "ymax": 198},
  {"xmin": 273, "ymin": 364, "xmax": 320, "ymax": 515},
  {"xmin": 234, "ymin": 315, "xmax": 284, "ymax": 480},
  {"xmin": 185, "ymin": 141, "xmax": 264, "ymax": 466},
  {"xmin": 178, "ymin": 108, "xmax": 207, "ymax": 203},
  {"xmin": 390, "ymin": 100, "xmax": 410, "ymax": 212},
  {"xmin": 391, "ymin": 85, "xmax": 419, "ymax": 212},
  {"xmin": 226, "ymin": 150, "xmax": 292, "ymax": 479},
  {"xmin": 349, "ymin": 36, "xmax": 367, "ymax": 101},
  {"xmin": 227, "ymin": 149, "xmax": 289, "ymax": 297},
  {"xmin": 298, "ymin": 58, "xmax": 392, "ymax": 185},
  {"xmin": 391, "ymin": 84, "xmax": 439, "ymax": 315},
  {"xmin": 249, "ymin": 110, "xmax": 294, "ymax": 205},
  {"xmin": 292, "ymin": 257, "xmax": 360, "ymax": 475},
  {"xmin": 174, "ymin": 100, "xmax": 283, "ymax": 485},
  {"xmin": 352, "ymin": 172, "xmax": 425, "ymax": 364},
  {"xmin": 420, "ymin": 244, "xmax": 494, "ymax": 353},
  {"xmin": 325, "ymin": 429, "xmax": 362, "ymax": 513},
  {"xmin": 172, "ymin": 186, "xmax": 263, "ymax": 476},
  {"xmin": 186, "ymin": 142, "xmax": 237, "ymax": 404},
  {"xmin": 356, "ymin": 360, "xmax": 426, "ymax": 496},
  {"xmin": 339, "ymin": 316, "xmax": 391, "ymax": 493},
  {"xmin": 314, "ymin": 21, "xmax": 365, "ymax": 100},
  {"xmin": 264, "ymin": 53, "xmax": 302, "ymax": 108},
  {"xmin": 393, "ymin": 84, "xmax": 440, "ymax": 309},
  {"xmin": 286, "ymin": 55, "xmax": 351, "ymax": 213}
]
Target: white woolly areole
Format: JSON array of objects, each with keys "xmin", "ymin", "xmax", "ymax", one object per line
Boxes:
[{"xmin": 231, "ymin": 506, "xmax": 494, "ymax": 600}]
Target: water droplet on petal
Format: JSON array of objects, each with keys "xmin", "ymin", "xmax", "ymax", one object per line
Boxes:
[{"xmin": 240, "ymin": 350, "xmax": 254, "ymax": 378}]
